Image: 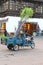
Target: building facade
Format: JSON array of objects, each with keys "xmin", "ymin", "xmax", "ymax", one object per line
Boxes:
[{"xmin": 0, "ymin": 0, "xmax": 43, "ymax": 18}]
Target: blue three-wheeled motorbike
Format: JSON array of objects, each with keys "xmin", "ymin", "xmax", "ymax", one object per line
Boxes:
[{"xmin": 5, "ymin": 32, "xmax": 35, "ymax": 51}]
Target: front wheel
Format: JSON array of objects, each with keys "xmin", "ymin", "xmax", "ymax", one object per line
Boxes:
[
  {"xmin": 13, "ymin": 45, "xmax": 19, "ymax": 51},
  {"xmin": 31, "ymin": 43, "xmax": 35, "ymax": 49},
  {"xmin": 7, "ymin": 44, "xmax": 13, "ymax": 50}
]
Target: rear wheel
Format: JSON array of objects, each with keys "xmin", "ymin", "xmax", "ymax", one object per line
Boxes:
[
  {"xmin": 13, "ymin": 45, "xmax": 19, "ymax": 51},
  {"xmin": 31, "ymin": 43, "xmax": 35, "ymax": 49}
]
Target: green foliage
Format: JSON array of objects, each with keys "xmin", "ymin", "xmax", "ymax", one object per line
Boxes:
[
  {"xmin": 1, "ymin": 34, "xmax": 7, "ymax": 40},
  {"xmin": 20, "ymin": 7, "xmax": 34, "ymax": 20}
]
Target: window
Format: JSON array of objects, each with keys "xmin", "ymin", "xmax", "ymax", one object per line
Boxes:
[
  {"xmin": 10, "ymin": 0, "xmax": 16, "ymax": 10},
  {"xmin": 0, "ymin": 6, "xmax": 2, "ymax": 12},
  {"xmin": 36, "ymin": 6, "xmax": 42, "ymax": 13},
  {"xmin": 1, "ymin": 1, "xmax": 8, "ymax": 12}
]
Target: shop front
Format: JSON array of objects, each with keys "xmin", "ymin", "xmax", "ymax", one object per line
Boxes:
[
  {"xmin": 22, "ymin": 22, "xmax": 40, "ymax": 36},
  {"xmin": 0, "ymin": 18, "xmax": 8, "ymax": 43}
]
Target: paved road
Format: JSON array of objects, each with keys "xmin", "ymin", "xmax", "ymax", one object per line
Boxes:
[{"xmin": 0, "ymin": 36, "xmax": 43, "ymax": 65}]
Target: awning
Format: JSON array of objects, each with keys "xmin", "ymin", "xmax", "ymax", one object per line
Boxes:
[{"xmin": 0, "ymin": 18, "xmax": 8, "ymax": 23}]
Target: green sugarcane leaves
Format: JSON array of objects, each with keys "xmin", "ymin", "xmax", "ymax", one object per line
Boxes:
[{"xmin": 20, "ymin": 7, "xmax": 34, "ymax": 20}]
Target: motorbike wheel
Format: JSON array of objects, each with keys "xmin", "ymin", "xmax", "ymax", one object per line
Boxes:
[
  {"xmin": 31, "ymin": 43, "xmax": 35, "ymax": 49},
  {"xmin": 7, "ymin": 44, "xmax": 13, "ymax": 50},
  {"xmin": 13, "ymin": 45, "xmax": 19, "ymax": 51}
]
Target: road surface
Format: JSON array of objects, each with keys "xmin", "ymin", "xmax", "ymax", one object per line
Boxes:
[{"xmin": 0, "ymin": 36, "xmax": 43, "ymax": 65}]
